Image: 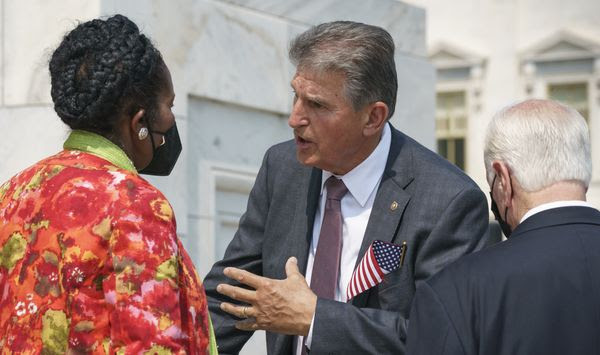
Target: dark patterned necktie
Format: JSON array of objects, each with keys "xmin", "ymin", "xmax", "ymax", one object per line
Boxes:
[
  {"xmin": 301, "ymin": 177, "xmax": 348, "ymax": 354},
  {"xmin": 310, "ymin": 176, "xmax": 348, "ymax": 299}
]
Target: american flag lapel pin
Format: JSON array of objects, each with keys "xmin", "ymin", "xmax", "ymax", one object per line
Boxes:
[{"xmin": 346, "ymin": 240, "xmax": 408, "ymax": 300}]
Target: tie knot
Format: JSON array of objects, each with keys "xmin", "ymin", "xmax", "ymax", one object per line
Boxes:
[{"xmin": 325, "ymin": 177, "xmax": 348, "ymax": 201}]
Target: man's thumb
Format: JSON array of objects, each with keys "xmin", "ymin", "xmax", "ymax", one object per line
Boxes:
[{"xmin": 285, "ymin": 256, "xmax": 299, "ymax": 277}]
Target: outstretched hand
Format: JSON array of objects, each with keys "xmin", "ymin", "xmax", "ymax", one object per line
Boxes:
[{"xmin": 217, "ymin": 257, "xmax": 317, "ymax": 336}]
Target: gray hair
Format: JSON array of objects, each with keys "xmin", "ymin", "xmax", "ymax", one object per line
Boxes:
[
  {"xmin": 289, "ymin": 21, "xmax": 397, "ymax": 119},
  {"xmin": 484, "ymin": 99, "xmax": 592, "ymax": 192}
]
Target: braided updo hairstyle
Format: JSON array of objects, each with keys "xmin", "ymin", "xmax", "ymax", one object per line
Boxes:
[{"xmin": 49, "ymin": 14, "xmax": 167, "ymax": 136}]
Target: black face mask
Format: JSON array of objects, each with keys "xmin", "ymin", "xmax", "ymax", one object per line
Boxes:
[
  {"xmin": 139, "ymin": 122, "xmax": 182, "ymax": 176},
  {"xmin": 489, "ymin": 175, "xmax": 512, "ymax": 238}
]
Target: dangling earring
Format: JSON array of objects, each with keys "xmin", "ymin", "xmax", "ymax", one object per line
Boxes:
[{"xmin": 138, "ymin": 127, "xmax": 148, "ymax": 140}]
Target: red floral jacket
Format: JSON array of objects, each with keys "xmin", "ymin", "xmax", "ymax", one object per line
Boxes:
[{"xmin": 0, "ymin": 131, "xmax": 214, "ymax": 354}]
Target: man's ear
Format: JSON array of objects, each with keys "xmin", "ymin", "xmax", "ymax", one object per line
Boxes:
[
  {"xmin": 492, "ymin": 161, "xmax": 513, "ymax": 208},
  {"xmin": 363, "ymin": 101, "xmax": 389, "ymax": 137}
]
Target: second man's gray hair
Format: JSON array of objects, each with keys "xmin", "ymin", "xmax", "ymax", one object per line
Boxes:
[
  {"xmin": 289, "ymin": 21, "xmax": 398, "ymax": 119},
  {"xmin": 484, "ymin": 99, "xmax": 592, "ymax": 192}
]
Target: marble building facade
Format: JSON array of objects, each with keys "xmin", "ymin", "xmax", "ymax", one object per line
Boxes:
[{"xmin": 406, "ymin": 0, "xmax": 600, "ymax": 208}]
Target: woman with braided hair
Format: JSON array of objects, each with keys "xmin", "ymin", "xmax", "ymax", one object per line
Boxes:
[{"xmin": 0, "ymin": 15, "xmax": 217, "ymax": 354}]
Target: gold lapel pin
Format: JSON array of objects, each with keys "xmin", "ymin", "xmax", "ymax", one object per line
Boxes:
[{"xmin": 390, "ymin": 201, "xmax": 398, "ymax": 211}]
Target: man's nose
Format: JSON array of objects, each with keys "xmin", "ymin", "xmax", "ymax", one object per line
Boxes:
[{"xmin": 289, "ymin": 100, "xmax": 308, "ymax": 128}]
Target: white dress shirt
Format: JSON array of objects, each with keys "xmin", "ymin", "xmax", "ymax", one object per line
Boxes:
[
  {"xmin": 295, "ymin": 123, "xmax": 391, "ymax": 354},
  {"xmin": 520, "ymin": 200, "xmax": 598, "ymax": 224}
]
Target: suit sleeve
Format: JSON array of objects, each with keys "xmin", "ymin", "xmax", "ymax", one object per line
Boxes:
[
  {"xmin": 414, "ymin": 186, "xmax": 489, "ymax": 280},
  {"xmin": 203, "ymin": 149, "xmax": 272, "ymax": 355},
  {"xmin": 407, "ymin": 281, "xmax": 466, "ymax": 355},
  {"xmin": 309, "ymin": 187, "xmax": 488, "ymax": 354}
]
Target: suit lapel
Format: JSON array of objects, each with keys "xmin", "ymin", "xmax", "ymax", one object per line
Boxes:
[{"xmin": 352, "ymin": 126, "xmax": 414, "ymax": 307}]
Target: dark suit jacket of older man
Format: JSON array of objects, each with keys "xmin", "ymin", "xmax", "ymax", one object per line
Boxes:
[
  {"xmin": 408, "ymin": 206, "xmax": 600, "ymax": 355},
  {"xmin": 204, "ymin": 125, "xmax": 489, "ymax": 354}
]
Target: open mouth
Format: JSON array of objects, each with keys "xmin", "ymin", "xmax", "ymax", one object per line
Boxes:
[
  {"xmin": 294, "ymin": 131, "xmax": 313, "ymax": 149},
  {"xmin": 296, "ymin": 136, "xmax": 309, "ymax": 144}
]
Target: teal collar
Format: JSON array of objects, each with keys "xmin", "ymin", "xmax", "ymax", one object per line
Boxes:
[{"xmin": 63, "ymin": 130, "xmax": 137, "ymax": 173}]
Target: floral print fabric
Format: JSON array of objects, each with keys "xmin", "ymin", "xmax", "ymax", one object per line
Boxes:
[{"xmin": 0, "ymin": 149, "xmax": 210, "ymax": 354}]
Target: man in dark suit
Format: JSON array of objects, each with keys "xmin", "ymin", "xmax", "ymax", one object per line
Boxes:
[
  {"xmin": 407, "ymin": 99, "xmax": 600, "ymax": 355},
  {"xmin": 203, "ymin": 21, "xmax": 489, "ymax": 354}
]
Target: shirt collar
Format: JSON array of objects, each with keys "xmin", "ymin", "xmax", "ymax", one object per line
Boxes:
[
  {"xmin": 63, "ymin": 130, "xmax": 137, "ymax": 173},
  {"xmin": 520, "ymin": 200, "xmax": 597, "ymax": 223},
  {"xmin": 321, "ymin": 123, "xmax": 391, "ymax": 207}
]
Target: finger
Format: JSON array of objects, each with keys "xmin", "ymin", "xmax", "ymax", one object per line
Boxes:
[
  {"xmin": 236, "ymin": 318, "xmax": 260, "ymax": 331},
  {"xmin": 220, "ymin": 302, "xmax": 253, "ymax": 319},
  {"xmin": 217, "ymin": 283, "xmax": 257, "ymax": 303},
  {"xmin": 285, "ymin": 256, "xmax": 300, "ymax": 277},
  {"xmin": 224, "ymin": 267, "xmax": 266, "ymax": 289}
]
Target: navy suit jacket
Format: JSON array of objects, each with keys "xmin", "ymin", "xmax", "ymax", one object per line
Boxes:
[
  {"xmin": 204, "ymin": 126, "xmax": 489, "ymax": 354},
  {"xmin": 408, "ymin": 206, "xmax": 600, "ymax": 355}
]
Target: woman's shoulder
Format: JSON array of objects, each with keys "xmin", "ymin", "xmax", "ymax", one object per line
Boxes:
[
  {"xmin": 45, "ymin": 150, "xmax": 165, "ymax": 198},
  {"xmin": 5, "ymin": 149, "xmax": 170, "ymax": 216},
  {"xmin": 3, "ymin": 150, "xmax": 139, "ymax": 184},
  {"xmin": 1, "ymin": 149, "xmax": 175, "ymax": 233}
]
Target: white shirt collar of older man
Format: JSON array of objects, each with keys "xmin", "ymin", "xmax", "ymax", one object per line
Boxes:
[
  {"xmin": 520, "ymin": 200, "xmax": 598, "ymax": 224},
  {"xmin": 320, "ymin": 123, "xmax": 391, "ymax": 206}
]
